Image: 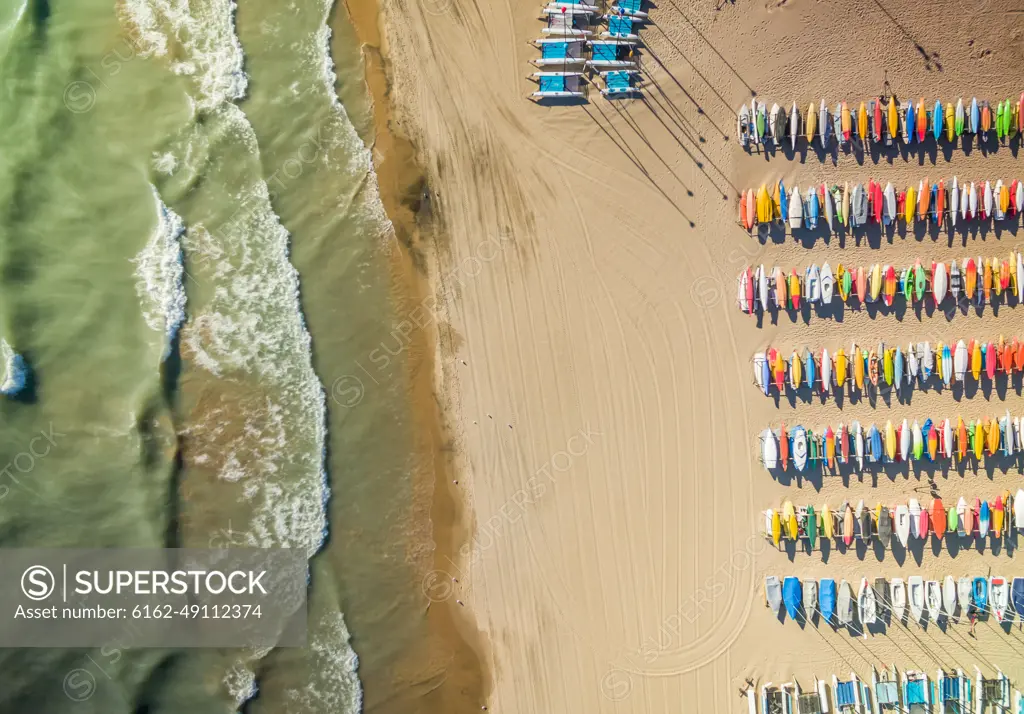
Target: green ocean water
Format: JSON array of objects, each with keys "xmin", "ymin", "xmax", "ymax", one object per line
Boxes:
[{"xmin": 0, "ymin": 0, "xmax": 426, "ymax": 711}]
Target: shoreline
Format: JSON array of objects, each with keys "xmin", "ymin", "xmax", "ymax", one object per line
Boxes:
[{"xmin": 334, "ymin": 0, "xmax": 488, "ymax": 712}]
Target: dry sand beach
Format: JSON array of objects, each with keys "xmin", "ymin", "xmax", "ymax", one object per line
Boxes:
[{"xmin": 372, "ymin": 0, "xmax": 1024, "ymax": 710}]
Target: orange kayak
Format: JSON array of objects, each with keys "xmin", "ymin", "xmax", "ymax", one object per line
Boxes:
[
  {"xmin": 932, "ymin": 499, "xmax": 946, "ymax": 539},
  {"xmin": 965, "ymin": 258, "xmax": 977, "ymax": 298},
  {"xmin": 958, "ymin": 418, "xmax": 968, "ymax": 460},
  {"xmin": 983, "ymin": 260, "xmax": 993, "ymax": 302},
  {"xmin": 779, "ymin": 422, "xmax": 789, "ymax": 471}
]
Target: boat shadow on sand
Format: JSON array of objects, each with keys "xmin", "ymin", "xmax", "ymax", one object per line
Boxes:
[
  {"xmin": 767, "ymin": 371, "xmax": 1024, "ymax": 410},
  {"xmin": 753, "ymin": 127, "xmax": 1021, "ymax": 166},
  {"xmin": 754, "ymin": 213, "xmax": 1021, "ymax": 249},
  {"xmin": 754, "ymin": 289, "xmax": 1022, "ymax": 329}
]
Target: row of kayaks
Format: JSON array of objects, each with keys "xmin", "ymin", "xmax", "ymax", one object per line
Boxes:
[
  {"xmin": 751, "ymin": 667, "xmax": 1010, "ymax": 714},
  {"xmin": 764, "ymin": 494, "xmax": 1022, "ymax": 549},
  {"xmin": 739, "ymin": 177, "xmax": 1024, "ymax": 231},
  {"xmin": 760, "ymin": 414, "xmax": 1024, "ymax": 471},
  {"xmin": 754, "ymin": 337, "xmax": 1024, "ymax": 396},
  {"xmin": 738, "ymin": 255, "xmax": 1024, "ymax": 312},
  {"xmin": 737, "ymin": 95, "xmax": 1024, "ymax": 149},
  {"xmin": 766, "ymin": 574, "xmax": 1022, "ymax": 625}
]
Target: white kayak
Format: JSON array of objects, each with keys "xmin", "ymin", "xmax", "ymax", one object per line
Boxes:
[
  {"xmin": 761, "ymin": 428, "xmax": 778, "ymax": 469},
  {"xmin": 820, "ymin": 263, "xmax": 834, "ymax": 304},
  {"xmin": 790, "ymin": 102, "xmax": 798, "ymax": 150},
  {"xmin": 950, "ymin": 176, "xmax": 959, "ymax": 226},
  {"xmin": 891, "ymin": 578, "xmax": 906, "ymax": 621},
  {"xmin": 933, "ymin": 262, "xmax": 948, "ymax": 304},
  {"xmin": 788, "ymin": 185, "xmax": 802, "ymax": 229},
  {"xmin": 954, "ymin": 340, "xmax": 968, "ymax": 381},
  {"xmin": 894, "ymin": 504, "xmax": 910, "ymax": 547}
]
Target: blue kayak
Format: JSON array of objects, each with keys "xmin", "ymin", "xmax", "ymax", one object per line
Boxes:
[
  {"xmin": 974, "ymin": 577, "xmax": 988, "ymax": 612},
  {"xmin": 819, "ymin": 579, "xmax": 837, "ymax": 622},
  {"xmin": 869, "ymin": 425, "xmax": 882, "ymax": 463},
  {"xmin": 779, "ymin": 180, "xmax": 788, "ymax": 222},
  {"xmin": 760, "ymin": 358, "xmax": 770, "ymax": 396},
  {"xmin": 922, "ymin": 419, "xmax": 933, "ymax": 459},
  {"xmin": 804, "ymin": 350, "xmax": 816, "ymax": 390},
  {"xmin": 907, "ymin": 102, "xmax": 916, "ymax": 143},
  {"xmin": 971, "ymin": 97, "xmax": 980, "ymax": 133},
  {"xmin": 1012, "ymin": 578, "xmax": 1024, "ymax": 620},
  {"xmin": 783, "ymin": 577, "xmax": 802, "ymax": 620},
  {"xmin": 932, "ymin": 100, "xmax": 942, "ymax": 140},
  {"xmin": 894, "ymin": 347, "xmax": 904, "ymax": 388}
]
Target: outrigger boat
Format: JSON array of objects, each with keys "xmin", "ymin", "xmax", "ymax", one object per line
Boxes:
[
  {"xmin": 832, "ymin": 672, "xmax": 867, "ymax": 713},
  {"xmin": 530, "ymin": 72, "xmax": 586, "ymax": 99},
  {"xmin": 937, "ymin": 669, "xmax": 970, "ymax": 714},
  {"xmin": 975, "ymin": 667, "xmax": 1010, "ymax": 713},
  {"xmin": 901, "ymin": 670, "xmax": 931, "ymax": 713},
  {"xmin": 872, "ymin": 665, "xmax": 900, "ymax": 713},
  {"xmin": 531, "ymin": 38, "xmax": 586, "ymax": 66},
  {"xmin": 586, "ymin": 39, "xmax": 639, "ymax": 68}
]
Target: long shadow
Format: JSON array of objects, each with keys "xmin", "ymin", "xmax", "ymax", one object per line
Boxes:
[
  {"xmin": 646, "ymin": 23, "xmax": 734, "ymax": 138},
  {"xmin": 610, "ymin": 98, "xmax": 698, "ymax": 197},
  {"xmin": 640, "ymin": 84, "xmax": 736, "ymax": 199},
  {"xmin": 665, "ymin": 0, "xmax": 757, "ymax": 95},
  {"xmin": 580, "ymin": 103, "xmax": 695, "ymax": 224},
  {"xmin": 868, "ymin": 0, "xmax": 943, "ymax": 71}
]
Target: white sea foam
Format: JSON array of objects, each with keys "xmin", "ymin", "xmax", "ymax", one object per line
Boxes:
[
  {"xmin": 119, "ymin": 1, "xmax": 369, "ymax": 709},
  {"xmin": 133, "ymin": 186, "xmax": 186, "ymax": 357},
  {"xmin": 119, "ymin": 0, "xmax": 247, "ymax": 109},
  {"xmin": 282, "ymin": 611, "xmax": 363, "ymax": 714},
  {"xmin": 0, "ymin": 339, "xmax": 26, "ymax": 396}
]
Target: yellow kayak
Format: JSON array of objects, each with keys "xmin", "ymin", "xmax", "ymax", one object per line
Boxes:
[
  {"xmin": 945, "ymin": 102, "xmax": 955, "ymax": 142},
  {"xmin": 988, "ymin": 418, "xmax": 1000, "ymax": 454},
  {"xmin": 835, "ymin": 349, "xmax": 847, "ymax": 386},
  {"xmin": 854, "ymin": 348, "xmax": 865, "ymax": 390},
  {"xmin": 806, "ymin": 102, "xmax": 817, "ymax": 143},
  {"xmin": 1012, "ymin": 252, "xmax": 1019, "ymax": 294},
  {"xmin": 874, "ymin": 503, "xmax": 882, "ymax": 528},
  {"xmin": 883, "ymin": 348, "xmax": 894, "ymax": 385},
  {"xmin": 870, "ymin": 263, "xmax": 882, "ymax": 300},
  {"xmin": 791, "ymin": 351, "xmax": 802, "ymax": 389},
  {"xmin": 822, "ymin": 503, "xmax": 834, "ymax": 539},
  {"xmin": 974, "ymin": 420, "xmax": 985, "ymax": 459},
  {"xmin": 858, "ymin": 101, "xmax": 868, "ymax": 140},
  {"xmin": 885, "ymin": 420, "xmax": 897, "ymax": 461},
  {"xmin": 771, "ymin": 509, "xmax": 781, "ymax": 546},
  {"xmin": 757, "ymin": 184, "xmax": 770, "ymax": 223},
  {"xmin": 784, "ymin": 500, "xmax": 798, "ymax": 540},
  {"xmin": 993, "ymin": 497, "xmax": 1005, "ymax": 536},
  {"xmin": 1000, "ymin": 184, "xmax": 1010, "ymax": 214},
  {"xmin": 972, "ymin": 341, "xmax": 982, "ymax": 379},
  {"xmin": 842, "ymin": 182, "xmax": 850, "ymax": 223},
  {"xmin": 841, "ymin": 102, "xmax": 852, "ymax": 139},
  {"xmin": 905, "ymin": 186, "xmax": 916, "ymax": 223},
  {"xmin": 888, "ymin": 96, "xmax": 898, "ymax": 139},
  {"xmin": 788, "ymin": 273, "xmax": 800, "ymax": 303}
]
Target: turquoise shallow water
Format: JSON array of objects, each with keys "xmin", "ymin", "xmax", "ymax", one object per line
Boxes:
[{"xmin": 0, "ymin": 0, "xmax": 423, "ymax": 711}]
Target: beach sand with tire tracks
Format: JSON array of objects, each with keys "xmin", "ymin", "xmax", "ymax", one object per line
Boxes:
[{"xmin": 376, "ymin": 0, "xmax": 1024, "ymax": 709}]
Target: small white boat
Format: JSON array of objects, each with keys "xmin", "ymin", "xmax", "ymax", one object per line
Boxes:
[
  {"xmin": 766, "ymin": 575, "xmax": 782, "ymax": 616},
  {"xmin": 942, "ymin": 418, "xmax": 953, "ymax": 458},
  {"xmin": 951, "ymin": 176, "xmax": 959, "ymax": 226},
  {"xmin": 757, "ymin": 264, "xmax": 769, "ymax": 312},
  {"xmin": 837, "ymin": 580, "xmax": 854, "ymax": 625},
  {"xmin": 943, "ymin": 576, "xmax": 957, "ymax": 619},
  {"xmin": 1016, "ymin": 488, "xmax": 1024, "ymax": 529},
  {"xmin": 803, "ymin": 579, "xmax": 818, "ymax": 619},
  {"xmin": 894, "ymin": 505, "xmax": 910, "ymax": 547},
  {"xmin": 900, "ymin": 418, "xmax": 911, "ymax": 463},
  {"xmin": 790, "ymin": 102, "xmax": 798, "ymax": 151},
  {"xmin": 753, "ymin": 352, "xmax": 768, "ymax": 395},
  {"xmin": 820, "ymin": 263, "xmax": 834, "ymax": 304},
  {"xmin": 933, "ymin": 261, "xmax": 948, "ymax": 304},
  {"xmin": 792, "ymin": 427, "xmax": 808, "ymax": 471},
  {"xmin": 995, "ymin": 179, "xmax": 1006, "ymax": 220},
  {"xmin": 958, "ymin": 577, "xmax": 973, "ymax": 617},
  {"xmin": 909, "ymin": 499, "xmax": 922, "ymax": 539},
  {"xmin": 821, "ymin": 348, "xmax": 832, "ymax": 395},
  {"xmin": 891, "ymin": 578, "xmax": 906, "ymax": 621},
  {"xmin": 954, "ymin": 340, "xmax": 967, "ymax": 381},
  {"xmin": 991, "ymin": 577, "xmax": 1009, "ymax": 621},
  {"xmin": 770, "ymin": 103, "xmax": 783, "ymax": 143},
  {"xmin": 858, "ymin": 578, "xmax": 877, "ymax": 625},
  {"xmin": 908, "ymin": 576, "xmax": 925, "ymax": 622},
  {"xmin": 925, "ymin": 580, "xmax": 941, "ymax": 621},
  {"xmin": 788, "ymin": 185, "xmax": 802, "ymax": 229},
  {"xmin": 761, "ymin": 428, "xmax": 778, "ymax": 470},
  {"xmin": 883, "ymin": 182, "xmax": 896, "ymax": 225},
  {"xmin": 853, "ymin": 421, "xmax": 864, "ymax": 470}
]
